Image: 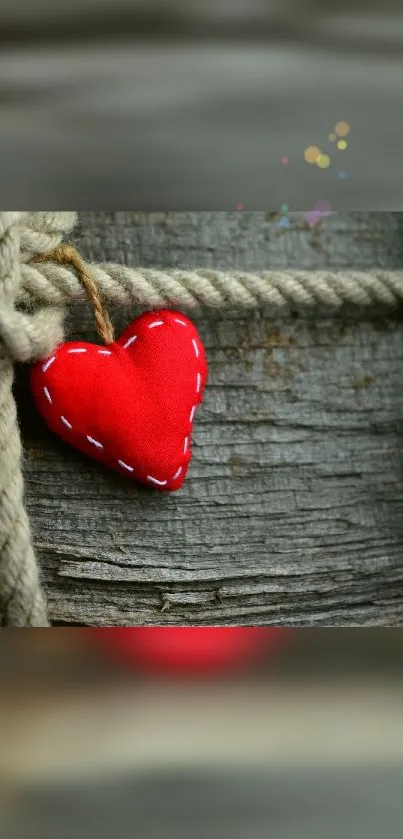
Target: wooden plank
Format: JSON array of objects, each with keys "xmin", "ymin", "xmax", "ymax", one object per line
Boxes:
[
  {"xmin": 1, "ymin": 40, "xmax": 403, "ymax": 210},
  {"xmin": 16, "ymin": 211, "xmax": 403, "ymax": 625}
]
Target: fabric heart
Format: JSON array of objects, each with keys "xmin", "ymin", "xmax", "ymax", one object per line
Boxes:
[{"xmin": 30, "ymin": 310, "xmax": 208, "ymax": 491}]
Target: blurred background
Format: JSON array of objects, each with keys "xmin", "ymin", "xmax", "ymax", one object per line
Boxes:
[
  {"xmin": 1, "ymin": 628, "xmax": 403, "ymax": 838},
  {"xmin": 0, "ymin": 0, "xmax": 403, "ymax": 208}
]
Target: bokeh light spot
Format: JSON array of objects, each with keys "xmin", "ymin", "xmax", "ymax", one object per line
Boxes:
[
  {"xmin": 304, "ymin": 146, "xmax": 321, "ymax": 164},
  {"xmin": 316, "ymin": 154, "xmax": 331, "ymax": 169},
  {"xmin": 281, "ymin": 203, "xmax": 289, "ymax": 214},
  {"xmin": 335, "ymin": 122, "xmax": 350, "ymax": 137},
  {"xmin": 328, "ymin": 133, "xmax": 337, "ymax": 141},
  {"xmin": 337, "ymin": 140, "xmax": 347, "ymax": 150},
  {"xmin": 305, "ymin": 210, "xmax": 322, "ymax": 226}
]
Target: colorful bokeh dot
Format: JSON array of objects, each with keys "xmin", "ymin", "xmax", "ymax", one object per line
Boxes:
[
  {"xmin": 328, "ymin": 133, "xmax": 337, "ymax": 141},
  {"xmin": 316, "ymin": 154, "xmax": 330, "ymax": 169},
  {"xmin": 279, "ymin": 216, "xmax": 291, "ymax": 228},
  {"xmin": 281, "ymin": 203, "xmax": 289, "ymax": 214},
  {"xmin": 305, "ymin": 199, "xmax": 332, "ymax": 227},
  {"xmin": 304, "ymin": 146, "xmax": 321, "ymax": 164},
  {"xmin": 337, "ymin": 140, "xmax": 347, "ymax": 150},
  {"xmin": 305, "ymin": 210, "xmax": 322, "ymax": 226},
  {"xmin": 335, "ymin": 122, "xmax": 350, "ymax": 137},
  {"xmin": 315, "ymin": 199, "xmax": 331, "ymax": 214}
]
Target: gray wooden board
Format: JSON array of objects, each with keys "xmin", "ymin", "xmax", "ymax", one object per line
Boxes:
[
  {"xmin": 2, "ymin": 31, "xmax": 403, "ymax": 209},
  {"xmin": 16, "ymin": 211, "xmax": 403, "ymax": 625}
]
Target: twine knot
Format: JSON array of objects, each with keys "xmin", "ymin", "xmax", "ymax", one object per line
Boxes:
[
  {"xmin": 31, "ymin": 244, "xmax": 115, "ymax": 345},
  {"xmin": 0, "ymin": 304, "xmax": 64, "ymax": 364},
  {"xmin": 0, "ymin": 213, "xmax": 77, "ymax": 363}
]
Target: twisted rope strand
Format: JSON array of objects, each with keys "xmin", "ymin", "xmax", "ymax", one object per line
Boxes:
[
  {"xmin": 0, "ymin": 212, "xmax": 76, "ymax": 627},
  {"xmin": 32, "ymin": 245, "xmax": 115, "ymax": 344},
  {"xmin": 19, "ymin": 261, "xmax": 403, "ymax": 311},
  {"xmin": 0, "ymin": 220, "xmax": 47, "ymax": 625}
]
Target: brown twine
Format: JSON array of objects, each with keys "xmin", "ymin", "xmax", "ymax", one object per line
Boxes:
[{"xmin": 30, "ymin": 244, "xmax": 115, "ymax": 344}]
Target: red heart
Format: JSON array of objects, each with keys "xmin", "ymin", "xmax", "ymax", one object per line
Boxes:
[{"xmin": 30, "ymin": 310, "xmax": 208, "ymax": 491}]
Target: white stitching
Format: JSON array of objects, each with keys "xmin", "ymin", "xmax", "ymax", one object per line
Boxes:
[
  {"xmin": 87, "ymin": 435, "xmax": 103, "ymax": 449},
  {"xmin": 42, "ymin": 355, "xmax": 56, "ymax": 372},
  {"xmin": 147, "ymin": 475, "xmax": 168, "ymax": 486},
  {"xmin": 123, "ymin": 335, "xmax": 137, "ymax": 349},
  {"xmin": 51, "ymin": 318, "xmax": 204, "ymax": 490},
  {"xmin": 118, "ymin": 459, "xmax": 134, "ymax": 472}
]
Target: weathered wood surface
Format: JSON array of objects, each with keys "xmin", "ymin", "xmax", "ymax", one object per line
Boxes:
[{"xmin": 16, "ymin": 211, "xmax": 403, "ymax": 625}]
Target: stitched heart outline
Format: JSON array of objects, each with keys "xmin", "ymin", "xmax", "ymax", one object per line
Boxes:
[{"xmin": 31, "ymin": 310, "xmax": 208, "ymax": 491}]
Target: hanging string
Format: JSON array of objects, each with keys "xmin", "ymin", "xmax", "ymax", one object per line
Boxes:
[{"xmin": 31, "ymin": 244, "xmax": 115, "ymax": 344}]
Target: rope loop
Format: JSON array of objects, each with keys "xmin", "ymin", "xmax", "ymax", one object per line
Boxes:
[{"xmin": 31, "ymin": 244, "xmax": 115, "ymax": 345}]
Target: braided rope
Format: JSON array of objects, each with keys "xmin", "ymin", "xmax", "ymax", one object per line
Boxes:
[
  {"xmin": 20, "ymin": 262, "xmax": 403, "ymax": 311},
  {"xmin": 0, "ymin": 212, "xmax": 76, "ymax": 626},
  {"xmin": 32, "ymin": 245, "xmax": 115, "ymax": 344}
]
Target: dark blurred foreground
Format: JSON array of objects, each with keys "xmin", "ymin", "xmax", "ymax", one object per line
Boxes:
[
  {"xmin": 1, "ymin": 0, "xmax": 402, "ymax": 47},
  {"xmin": 0, "ymin": 0, "xmax": 403, "ymax": 208},
  {"xmin": 1, "ymin": 629, "xmax": 403, "ymax": 838},
  {"xmin": 5, "ymin": 766, "xmax": 403, "ymax": 839}
]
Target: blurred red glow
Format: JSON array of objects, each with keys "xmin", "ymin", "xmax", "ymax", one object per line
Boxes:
[{"xmin": 92, "ymin": 627, "xmax": 288, "ymax": 675}]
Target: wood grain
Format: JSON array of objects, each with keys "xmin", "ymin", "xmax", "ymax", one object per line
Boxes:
[{"xmin": 16, "ymin": 211, "xmax": 403, "ymax": 625}]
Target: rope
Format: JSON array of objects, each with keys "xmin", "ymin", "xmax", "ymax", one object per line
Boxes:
[
  {"xmin": 0, "ymin": 212, "xmax": 76, "ymax": 626},
  {"xmin": 20, "ymin": 260, "xmax": 403, "ymax": 311},
  {"xmin": 32, "ymin": 245, "xmax": 115, "ymax": 344},
  {"xmin": 1, "ymin": 210, "xmax": 403, "ymax": 626}
]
